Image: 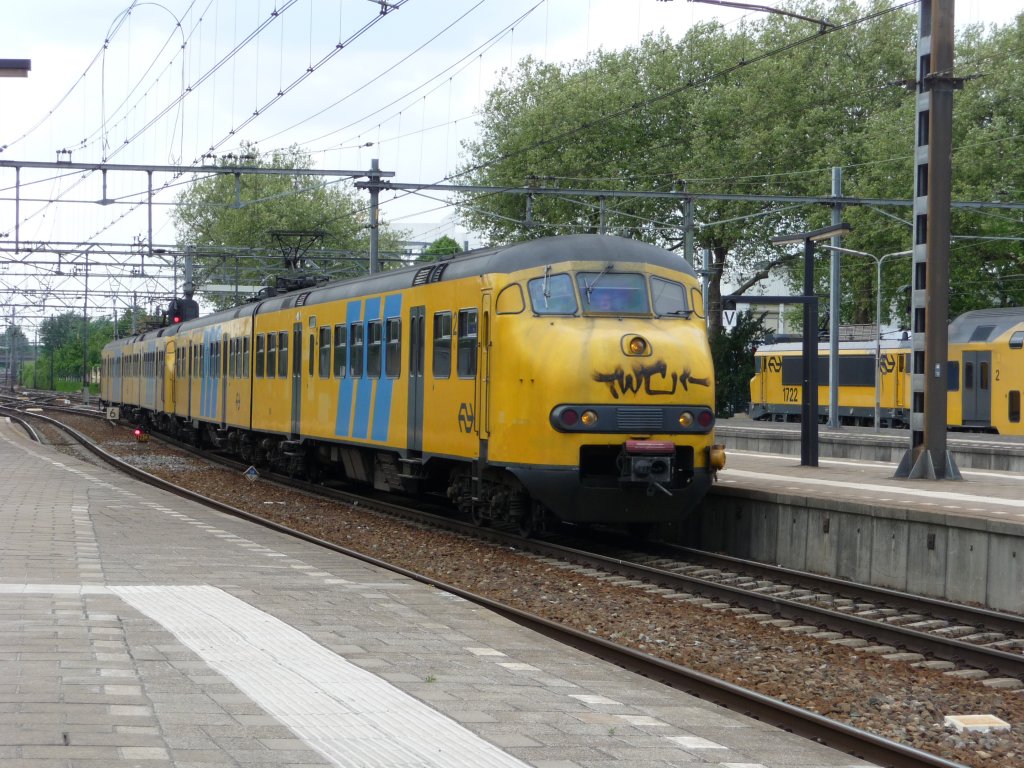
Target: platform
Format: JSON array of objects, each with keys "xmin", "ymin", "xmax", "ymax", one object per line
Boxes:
[
  {"xmin": 0, "ymin": 417, "xmax": 874, "ymax": 767},
  {"xmin": 699, "ymin": 419, "xmax": 1024, "ymax": 614}
]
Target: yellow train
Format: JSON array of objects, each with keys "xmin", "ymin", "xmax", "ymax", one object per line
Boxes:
[
  {"xmin": 749, "ymin": 307, "xmax": 1024, "ymax": 434},
  {"xmin": 101, "ymin": 234, "xmax": 725, "ymax": 534}
]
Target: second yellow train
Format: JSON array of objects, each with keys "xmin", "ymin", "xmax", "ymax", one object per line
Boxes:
[{"xmin": 749, "ymin": 307, "xmax": 1024, "ymax": 434}]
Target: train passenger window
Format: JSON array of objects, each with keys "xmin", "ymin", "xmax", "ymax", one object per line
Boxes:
[
  {"xmin": 333, "ymin": 324, "xmax": 347, "ymax": 378},
  {"xmin": 367, "ymin": 320, "xmax": 383, "ymax": 378},
  {"xmin": 267, "ymin": 334, "xmax": 277, "ymax": 379},
  {"xmin": 1011, "ymin": 391, "xmax": 1021, "ymax": 423},
  {"xmin": 318, "ymin": 327, "xmax": 332, "ymax": 378},
  {"xmin": 277, "ymin": 331, "xmax": 288, "ymax": 378},
  {"xmin": 223, "ymin": 337, "xmax": 230, "ymax": 378},
  {"xmin": 385, "ymin": 317, "xmax": 401, "ymax": 378},
  {"xmin": 495, "ymin": 284, "xmax": 525, "ymax": 314},
  {"xmin": 243, "ymin": 337, "xmax": 250, "ymax": 376},
  {"xmin": 528, "ymin": 274, "xmax": 576, "ymax": 315},
  {"xmin": 1011, "ymin": 331, "xmax": 1024, "ymax": 350},
  {"xmin": 651, "ymin": 277, "xmax": 690, "ymax": 316},
  {"xmin": 308, "ymin": 334, "xmax": 315, "ymax": 376},
  {"xmin": 577, "ymin": 272, "xmax": 650, "ymax": 314},
  {"xmin": 457, "ymin": 309, "xmax": 478, "ymax": 378},
  {"xmin": 964, "ymin": 361, "xmax": 973, "ymax": 390},
  {"xmin": 433, "ymin": 312, "xmax": 452, "ymax": 378},
  {"xmin": 979, "ymin": 362, "xmax": 990, "ymax": 390},
  {"xmin": 255, "ymin": 334, "xmax": 265, "ymax": 378},
  {"xmin": 350, "ymin": 323, "xmax": 364, "ymax": 378}
]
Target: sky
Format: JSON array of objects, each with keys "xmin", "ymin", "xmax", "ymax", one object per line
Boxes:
[{"xmin": 0, "ymin": 0, "xmax": 1021, "ymax": 329}]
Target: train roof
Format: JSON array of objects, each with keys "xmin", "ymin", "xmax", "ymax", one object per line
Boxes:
[
  {"xmin": 947, "ymin": 307, "xmax": 1024, "ymax": 343},
  {"xmin": 260, "ymin": 233, "xmax": 695, "ymax": 313},
  {"xmin": 109, "ymin": 235, "xmax": 694, "ymax": 345}
]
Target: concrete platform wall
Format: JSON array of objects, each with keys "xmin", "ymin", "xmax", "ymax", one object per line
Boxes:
[{"xmin": 692, "ymin": 485, "xmax": 1024, "ymax": 615}]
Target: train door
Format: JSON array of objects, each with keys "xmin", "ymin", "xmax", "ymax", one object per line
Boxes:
[
  {"xmin": 407, "ymin": 305, "xmax": 425, "ymax": 452},
  {"xmin": 962, "ymin": 350, "xmax": 992, "ymax": 427},
  {"xmin": 757, "ymin": 354, "xmax": 769, "ymax": 407},
  {"xmin": 220, "ymin": 336, "xmax": 229, "ymax": 427},
  {"xmin": 166, "ymin": 342, "xmax": 176, "ymax": 412},
  {"xmin": 290, "ymin": 322, "xmax": 302, "ymax": 437},
  {"xmin": 187, "ymin": 341, "xmax": 194, "ymax": 420},
  {"xmin": 476, "ymin": 292, "xmax": 492, "ymax": 442}
]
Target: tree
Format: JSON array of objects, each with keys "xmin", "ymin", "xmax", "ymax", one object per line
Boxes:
[
  {"xmin": 173, "ymin": 142, "xmax": 407, "ymax": 310},
  {"xmin": 28, "ymin": 312, "xmax": 117, "ymax": 390},
  {"xmin": 711, "ymin": 311, "xmax": 768, "ymax": 417},
  {"xmin": 419, "ymin": 235, "xmax": 463, "ymax": 263},
  {"xmin": 456, "ymin": 2, "xmax": 1024, "ymax": 330}
]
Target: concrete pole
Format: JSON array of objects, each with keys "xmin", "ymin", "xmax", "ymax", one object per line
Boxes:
[
  {"xmin": 369, "ymin": 158, "xmax": 380, "ymax": 274},
  {"xmin": 828, "ymin": 167, "xmax": 842, "ymax": 428},
  {"xmin": 801, "ymin": 237, "xmax": 818, "ymax": 466}
]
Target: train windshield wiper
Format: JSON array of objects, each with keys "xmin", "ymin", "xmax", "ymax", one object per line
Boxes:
[{"xmin": 583, "ymin": 265, "xmax": 612, "ymax": 301}]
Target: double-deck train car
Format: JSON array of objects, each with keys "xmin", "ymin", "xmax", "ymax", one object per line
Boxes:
[
  {"xmin": 101, "ymin": 234, "xmax": 725, "ymax": 534},
  {"xmin": 749, "ymin": 307, "xmax": 1024, "ymax": 434}
]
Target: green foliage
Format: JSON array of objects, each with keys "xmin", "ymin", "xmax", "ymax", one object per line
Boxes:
[
  {"xmin": 710, "ymin": 311, "xmax": 769, "ymax": 417},
  {"xmin": 29, "ymin": 312, "xmax": 123, "ymax": 388},
  {"xmin": 421, "ymin": 235, "xmax": 463, "ymax": 262},
  {"xmin": 173, "ymin": 142, "xmax": 407, "ymax": 310},
  {"xmin": 457, "ymin": 2, "xmax": 1024, "ymax": 329}
]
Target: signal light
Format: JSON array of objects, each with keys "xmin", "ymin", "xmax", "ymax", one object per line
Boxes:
[
  {"xmin": 697, "ymin": 410, "xmax": 714, "ymax": 428},
  {"xmin": 560, "ymin": 408, "xmax": 579, "ymax": 427}
]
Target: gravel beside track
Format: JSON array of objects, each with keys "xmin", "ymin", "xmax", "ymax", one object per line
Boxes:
[{"xmin": 39, "ymin": 412, "xmax": 1024, "ymax": 768}]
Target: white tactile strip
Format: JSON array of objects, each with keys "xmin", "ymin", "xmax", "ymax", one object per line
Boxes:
[{"xmin": 111, "ymin": 584, "xmax": 530, "ymax": 768}]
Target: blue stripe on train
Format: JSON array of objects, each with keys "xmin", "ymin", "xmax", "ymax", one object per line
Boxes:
[
  {"xmin": 371, "ymin": 294, "xmax": 403, "ymax": 442},
  {"xmin": 352, "ymin": 297, "xmax": 381, "ymax": 439}
]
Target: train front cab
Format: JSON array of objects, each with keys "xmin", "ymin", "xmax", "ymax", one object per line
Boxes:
[{"xmin": 474, "ymin": 260, "xmax": 719, "ymax": 526}]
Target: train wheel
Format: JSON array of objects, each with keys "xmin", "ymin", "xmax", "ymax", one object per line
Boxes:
[
  {"xmin": 517, "ymin": 501, "xmax": 546, "ymax": 538},
  {"xmin": 470, "ymin": 506, "xmax": 489, "ymax": 528}
]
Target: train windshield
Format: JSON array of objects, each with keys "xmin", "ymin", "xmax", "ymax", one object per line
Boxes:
[
  {"xmin": 577, "ymin": 272, "xmax": 650, "ymax": 315},
  {"xmin": 528, "ymin": 273, "xmax": 578, "ymax": 315}
]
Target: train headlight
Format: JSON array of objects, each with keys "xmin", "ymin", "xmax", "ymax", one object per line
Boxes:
[
  {"xmin": 581, "ymin": 410, "xmax": 598, "ymax": 426},
  {"xmin": 625, "ymin": 336, "xmax": 648, "ymax": 356},
  {"xmin": 678, "ymin": 411, "xmax": 694, "ymax": 428}
]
